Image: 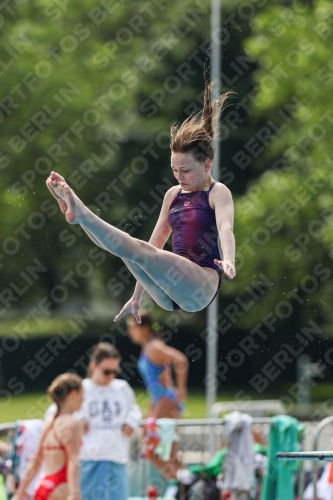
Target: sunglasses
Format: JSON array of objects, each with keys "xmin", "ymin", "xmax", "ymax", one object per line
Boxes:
[{"xmin": 100, "ymin": 367, "xmax": 119, "ymax": 376}]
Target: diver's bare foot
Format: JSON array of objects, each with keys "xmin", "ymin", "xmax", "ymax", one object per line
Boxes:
[
  {"xmin": 46, "ymin": 175, "xmax": 68, "ymax": 215},
  {"xmin": 46, "ymin": 172, "xmax": 84, "ymax": 224}
]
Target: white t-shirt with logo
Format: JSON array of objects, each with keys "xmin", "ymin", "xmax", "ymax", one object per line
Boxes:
[
  {"xmin": 78, "ymin": 378, "xmax": 142, "ymax": 463},
  {"xmin": 45, "ymin": 378, "xmax": 142, "ymax": 464}
]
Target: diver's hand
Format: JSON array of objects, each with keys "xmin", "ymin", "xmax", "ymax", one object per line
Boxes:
[
  {"xmin": 114, "ymin": 298, "xmax": 141, "ymax": 323},
  {"xmin": 214, "ymin": 259, "xmax": 236, "ymax": 279}
]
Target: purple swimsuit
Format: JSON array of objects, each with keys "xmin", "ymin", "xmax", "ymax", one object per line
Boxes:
[{"xmin": 167, "ymin": 181, "xmax": 222, "ymax": 310}]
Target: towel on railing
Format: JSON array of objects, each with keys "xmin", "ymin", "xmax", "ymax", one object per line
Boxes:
[
  {"xmin": 15, "ymin": 419, "xmax": 44, "ymax": 497},
  {"xmin": 260, "ymin": 415, "xmax": 304, "ymax": 500},
  {"xmin": 221, "ymin": 411, "xmax": 255, "ymax": 492},
  {"xmin": 155, "ymin": 418, "xmax": 180, "ymax": 461},
  {"xmin": 140, "ymin": 417, "xmax": 180, "ymax": 461}
]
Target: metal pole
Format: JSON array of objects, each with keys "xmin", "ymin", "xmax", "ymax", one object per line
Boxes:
[
  {"xmin": 206, "ymin": 0, "xmax": 221, "ymax": 420},
  {"xmin": 296, "ymin": 354, "xmax": 311, "ymax": 418}
]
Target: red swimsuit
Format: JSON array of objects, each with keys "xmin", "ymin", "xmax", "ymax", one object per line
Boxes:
[
  {"xmin": 34, "ymin": 466, "xmax": 67, "ymax": 500},
  {"xmin": 34, "ymin": 415, "xmax": 68, "ymax": 500}
]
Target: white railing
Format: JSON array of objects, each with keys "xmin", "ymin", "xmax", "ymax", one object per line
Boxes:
[{"xmin": 2, "ymin": 416, "xmax": 320, "ymax": 499}]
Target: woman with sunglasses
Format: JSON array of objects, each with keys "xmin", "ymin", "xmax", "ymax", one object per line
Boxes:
[{"xmin": 77, "ymin": 342, "xmax": 142, "ymax": 500}]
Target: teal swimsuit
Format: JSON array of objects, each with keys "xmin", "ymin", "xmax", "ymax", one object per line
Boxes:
[{"xmin": 138, "ymin": 352, "xmax": 184, "ymax": 413}]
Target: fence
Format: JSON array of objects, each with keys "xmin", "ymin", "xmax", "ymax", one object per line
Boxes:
[
  {"xmin": 2, "ymin": 417, "xmax": 333, "ymax": 499},
  {"xmin": 0, "ymin": 417, "xmax": 283, "ymax": 498},
  {"xmin": 132, "ymin": 417, "xmax": 274, "ymax": 496}
]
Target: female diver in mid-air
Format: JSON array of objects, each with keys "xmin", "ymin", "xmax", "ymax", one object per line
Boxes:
[{"xmin": 46, "ymin": 80, "xmax": 236, "ymax": 323}]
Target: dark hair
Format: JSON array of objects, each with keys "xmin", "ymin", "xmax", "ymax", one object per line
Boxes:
[
  {"xmin": 127, "ymin": 310, "xmax": 160, "ymax": 334},
  {"xmin": 139, "ymin": 310, "xmax": 154, "ymax": 328},
  {"xmin": 47, "ymin": 373, "xmax": 82, "ymax": 412},
  {"xmin": 88, "ymin": 342, "xmax": 121, "ymax": 376},
  {"xmin": 134, "ymin": 310, "xmax": 160, "ymax": 334},
  {"xmin": 170, "ymin": 79, "xmax": 233, "ymax": 162}
]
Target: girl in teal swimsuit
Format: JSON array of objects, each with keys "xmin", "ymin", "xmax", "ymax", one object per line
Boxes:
[{"xmin": 127, "ymin": 311, "xmax": 188, "ymax": 480}]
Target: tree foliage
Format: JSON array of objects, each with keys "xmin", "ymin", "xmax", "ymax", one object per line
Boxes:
[
  {"xmin": 226, "ymin": 0, "xmax": 333, "ymax": 336},
  {"xmin": 3, "ymin": 0, "xmax": 328, "ymax": 339}
]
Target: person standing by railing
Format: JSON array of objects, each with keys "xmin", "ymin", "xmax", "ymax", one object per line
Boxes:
[
  {"xmin": 78, "ymin": 343, "xmax": 142, "ymax": 500},
  {"xmin": 127, "ymin": 310, "xmax": 188, "ymax": 481},
  {"xmin": 12, "ymin": 373, "xmax": 83, "ymax": 500},
  {"xmin": 46, "ymin": 343, "xmax": 142, "ymax": 500}
]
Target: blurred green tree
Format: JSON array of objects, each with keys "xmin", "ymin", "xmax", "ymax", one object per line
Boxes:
[
  {"xmin": 0, "ymin": 0, "xmax": 262, "ymax": 324},
  {"xmin": 225, "ymin": 0, "xmax": 333, "ymax": 337},
  {"xmin": 2, "ymin": 0, "xmax": 319, "ymax": 333}
]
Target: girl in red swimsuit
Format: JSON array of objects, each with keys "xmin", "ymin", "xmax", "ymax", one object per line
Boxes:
[{"xmin": 12, "ymin": 373, "xmax": 83, "ymax": 500}]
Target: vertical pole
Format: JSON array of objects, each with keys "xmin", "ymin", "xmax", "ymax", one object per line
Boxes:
[
  {"xmin": 296, "ymin": 354, "xmax": 311, "ymax": 418},
  {"xmin": 206, "ymin": 0, "xmax": 221, "ymax": 423}
]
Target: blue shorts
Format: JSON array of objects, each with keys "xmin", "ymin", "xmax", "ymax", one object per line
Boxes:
[{"xmin": 80, "ymin": 460, "xmax": 127, "ymax": 500}]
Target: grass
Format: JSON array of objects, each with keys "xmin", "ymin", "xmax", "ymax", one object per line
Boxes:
[
  {"xmin": 0, "ymin": 393, "xmax": 51, "ymax": 423},
  {"xmin": 309, "ymin": 383, "xmax": 333, "ymax": 401},
  {"xmin": 0, "ymin": 319, "xmax": 77, "ymax": 338},
  {"xmin": 2, "ymin": 385, "xmax": 333, "ymax": 424},
  {"xmin": 0, "ymin": 389, "xmax": 243, "ymax": 423}
]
